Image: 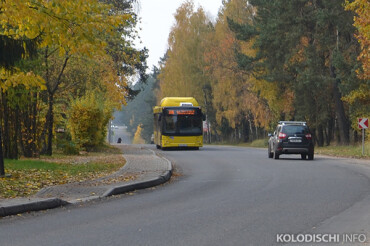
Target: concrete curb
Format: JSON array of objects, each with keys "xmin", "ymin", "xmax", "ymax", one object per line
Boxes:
[
  {"xmin": 0, "ymin": 147, "xmax": 172, "ymax": 217},
  {"xmin": 102, "ymin": 149, "xmax": 172, "ymax": 197},
  {"xmin": 0, "ymin": 198, "xmax": 67, "ymax": 217},
  {"xmin": 102, "ymin": 171, "xmax": 172, "ymax": 197}
]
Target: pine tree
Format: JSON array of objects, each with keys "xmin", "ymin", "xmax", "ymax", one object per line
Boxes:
[{"xmin": 230, "ymin": 0, "xmax": 361, "ymax": 145}]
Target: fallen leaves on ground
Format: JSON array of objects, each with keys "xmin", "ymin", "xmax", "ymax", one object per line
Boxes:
[
  {"xmin": 0, "ymin": 154, "xmax": 127, "ymax": 199},
  {"xmin": 88, "ymin": 174, "xmax": 138, "ymax": 186}
]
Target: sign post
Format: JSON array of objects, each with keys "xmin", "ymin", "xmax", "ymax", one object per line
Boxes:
[{"xmin": 358, "ymin": 118, "xmax": 369, "ymax": 155}]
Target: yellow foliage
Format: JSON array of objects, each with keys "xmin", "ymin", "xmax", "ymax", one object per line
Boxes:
[
  {"xmin": 61, "ymin": 53, "xmax": 128, "ymax": 110},
  {"xmin": 0, "ymin": 68, "xmax": 46, "ymax": 92},
  {"xmin": 158, "ymin": 1, "xmax": 211, "ymax": 107},
  {"xmin": 0, "ymin": 0, "xmax": 131, "ymax": 56},
  {"xmin": 0, "ymin": 0, "xmax": 133, "ymax": 95},
  {"xmin": 67, "ymin": 91, "xmax": 112, "ymax": 149},
  {"xmin": 132, "ymin": 124, "xmax": 146, "ymax": 144},
  {"xmin": 206, "ymin": 0, "xmax": 277, "ymax": 131},
  {"xmin": 343, "ymin": 83, "xmax": 370, "ymax": 131},
  {"xmin": 345, "ymin": 0, "xmax": 370, "ymax": 80},
  {"xmin": 343, "ymin": 83, "xmax": 370, "ymax": 105}
]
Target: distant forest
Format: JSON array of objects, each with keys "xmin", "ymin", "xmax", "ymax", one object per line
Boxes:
[
  {"xmin": 114, "ymin": 73, "xmax": 158, "ymax": 143},
  {"xmin": 153, "ymin": 0, "xmax": 369, "ymax": 146},
  {"xmin": 116, "ymin": 0, "xmax": 369, "ymax": 146}
]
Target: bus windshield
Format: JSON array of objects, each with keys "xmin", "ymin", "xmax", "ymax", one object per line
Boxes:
[{"xmin": 163, "ymin": 108, "xmax": 202, "ymax": 136}]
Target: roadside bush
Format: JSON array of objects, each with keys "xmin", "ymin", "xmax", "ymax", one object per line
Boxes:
[
  {"xmin": 249, "ymin": 139, "xmax": 269, "ymax": 148},
  {"xmin": 61, "ymin": 140, "xmax": 80, "ymax": 155},
  {"xmin": 67, "ymin": 91, "xmax": 112, "ymax": 150},
  {"xmin": 132, "ymin": 124, "xmax": 146, "ymax": 144}
]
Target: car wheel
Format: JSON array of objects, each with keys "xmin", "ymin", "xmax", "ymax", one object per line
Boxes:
[
  {"xmin": 301, "ymin": 154, "xmax": 307, "ymax": 160},
  {"xmin": 308, "ymin": 153, "xmax": 314, "ymax": 160},
  {"xmin": 273, "ymin": 150, "xmax": 280, "ymax": 159},
  {"xmin": 268, "ymin": 144, "xmax": 273, "ymax": 158}
]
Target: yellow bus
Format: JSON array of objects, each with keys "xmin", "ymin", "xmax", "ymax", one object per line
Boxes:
[{"xmin": 153, "ymin": 97, "xmax": 204, "ymax": 150}]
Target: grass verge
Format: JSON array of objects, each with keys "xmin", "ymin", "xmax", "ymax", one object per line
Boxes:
[
  {"xmin": 237, "ymin": 139, "xmax": 269, "ymax": 148},
  {"xmin": 0, "ymin": 147, "xmax": 125, "ymax": 199},
  {"xmin": 209, "ymin": 139, "xmax": 268, "ymax": 148},
  {"xmin": 210, "ymin": 139, "xmax": 370, "ymax": 159},
  {"xmin": 316, "ymin": 142, "xmax": 370, "ymax": 159}
]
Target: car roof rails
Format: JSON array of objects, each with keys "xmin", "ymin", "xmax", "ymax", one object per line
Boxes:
[{"xmin": 278, "ymin": 121, "xmax": 306, "ymax": 125}]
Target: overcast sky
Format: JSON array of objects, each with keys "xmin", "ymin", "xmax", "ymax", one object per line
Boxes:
[{"xmin": 135, "ymin": 0, "xmax": 223, "ymax": 71}]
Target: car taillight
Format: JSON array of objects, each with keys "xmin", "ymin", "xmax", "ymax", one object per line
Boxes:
[
  {"xmin": 305, "ymin": 133, "xmax": 312, "ymax": 140},
  {"xmin": 278, "ymin": 132, "xmax": 287, "ymax": 139}
]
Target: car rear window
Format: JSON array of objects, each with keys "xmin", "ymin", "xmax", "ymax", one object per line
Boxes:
[{"xmin": 282, "ymin": 125, "xmax": 309, "ymax": 134}]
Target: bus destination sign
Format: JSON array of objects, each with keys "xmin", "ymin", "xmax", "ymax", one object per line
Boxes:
[{"xmin": 168, "ymin": 109, "xmax": 195, "ymax": 115}]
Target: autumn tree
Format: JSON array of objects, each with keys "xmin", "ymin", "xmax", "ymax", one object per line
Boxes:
[
  {"xmin": 343, "ymin": 0, "xmax": 370, "ymax": 135},
  {"xmin": 0, "ymin": 47, "xmax": 40, "ymax": 174},
  {"xmin": 0, "ymin": 18, "xmax": 43, "ymax": 159},
  {"xmin": 1, "ymin": 0, "xmax": 145, "ymax": 157},
  {"xmin": 132, "ymin": 124, "xmax": 145, "ymax": 144},
  {"xmin": 230, "ymin": 0, "xmax": 361, "ymax": 145},
  {"xmin": 33, "ymin": 0, "xmax": 132, "ymax": 155},
  {"xmin": 102, "ymin": 0, "xmax": 149, "ymax": 100},
  {"xmin": 345, "ymin": 0, "xmax": 370, "ymax": 80},
  {"xmin": 205, "ymin": 0, "xmax": 271, "ymax": 142},
  {"xmin": 158, "ymin": 1, "xmax": 213, "ymax": 110},
  {"xmin": 0, "ymin": 4, "xmax": 42, "ymax": 173}
]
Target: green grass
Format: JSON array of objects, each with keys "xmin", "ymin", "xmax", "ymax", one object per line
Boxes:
[
  {"xmin": 239, "ymin": 139, "xmax": 269, "ymax": 148},
  {"xmin": 316, "ymin": 142, "xmax": 370, "ymax": 159},
  {"xmin": 210, "ymin": 139, "xmax": 268, "ymax": 148},
  {"xmin": 209, "ymin": 139, "xmax": 369, "ymax": 159},
  {"xmin": 88, "ymin": 143, "xmax": 123, "ymax": 154}
]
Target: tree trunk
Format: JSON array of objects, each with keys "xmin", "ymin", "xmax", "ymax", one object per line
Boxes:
[
  {"xmin": 248, "ymin": 119, "xmax": 253, "ymax": 141},
  {"xmin": 317, "ymin": 124, "xmax": 324, "ymax": 147},
  {"xmin": 18, "ymin": 108, "xmax": 25, "ymax": 157},
  {"xmin": 31, "ymin": 93, "xmax": 38, "ymax": 157},
  {"xmin": 330, "ymin": 65, "xmax": 350, "ymax": 145},
  {"xmin": 354, "ymin": 130, "xmax": 358, "ymax": 143},
  {"xmin": 326, "ymin": 118, "xmax": 334, "ymax": 146},
  {"xmin": 311, "ymin": 127, "xmax": 317, "ymax": 146},
  {"xmin": 22, "ymin": 105, "xmax": 32, "ymax": 158},
  {"xmin": 333, "ymin": 81, "xmax": 350, "ymax": 145},
  {"xmin": 2, "ymin": 92, "xmax": 10, "ymax": 158},
  {"xmin": 13, "ymin": 107, "xmax": 19, "ymax": 159},
  {"xmin": 46, "ymin": 93, "xmax": 54, "ymax": 156},
  {"xmin": 43, "ymin": 50, "xmax": 69, "ymax": 156},
  {"xmin": 0, "ymin": 126, "xmax": 4, "ymax": 176}
]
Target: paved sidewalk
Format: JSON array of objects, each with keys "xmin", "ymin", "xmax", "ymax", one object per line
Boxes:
[{"xmin": 0, "ymin": 144, "xmax": 172, "ymax": 217}]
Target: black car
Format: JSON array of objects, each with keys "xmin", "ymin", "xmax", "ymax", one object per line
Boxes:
[{"xmin": 268, "ymin": 121, "xmax": 314, "ymax": 160}]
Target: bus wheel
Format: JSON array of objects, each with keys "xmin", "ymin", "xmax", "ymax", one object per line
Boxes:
[{"xmin": 156, "ymin": 145, "xmax": 161, "ymax": 149}]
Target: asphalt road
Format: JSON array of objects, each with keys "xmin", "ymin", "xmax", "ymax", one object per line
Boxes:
[
  {"xmin": 1, "ymin": 145, "xmax": 370, "ymax": 246},
  {"xmin": 110, "ymin": 126, "xmax": 132, "ymax": 144}
]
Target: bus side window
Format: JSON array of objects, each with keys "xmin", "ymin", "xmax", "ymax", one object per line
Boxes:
[{"xmin": 158, "ymin": 114, "xmax": 162, "ymax": 132}]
